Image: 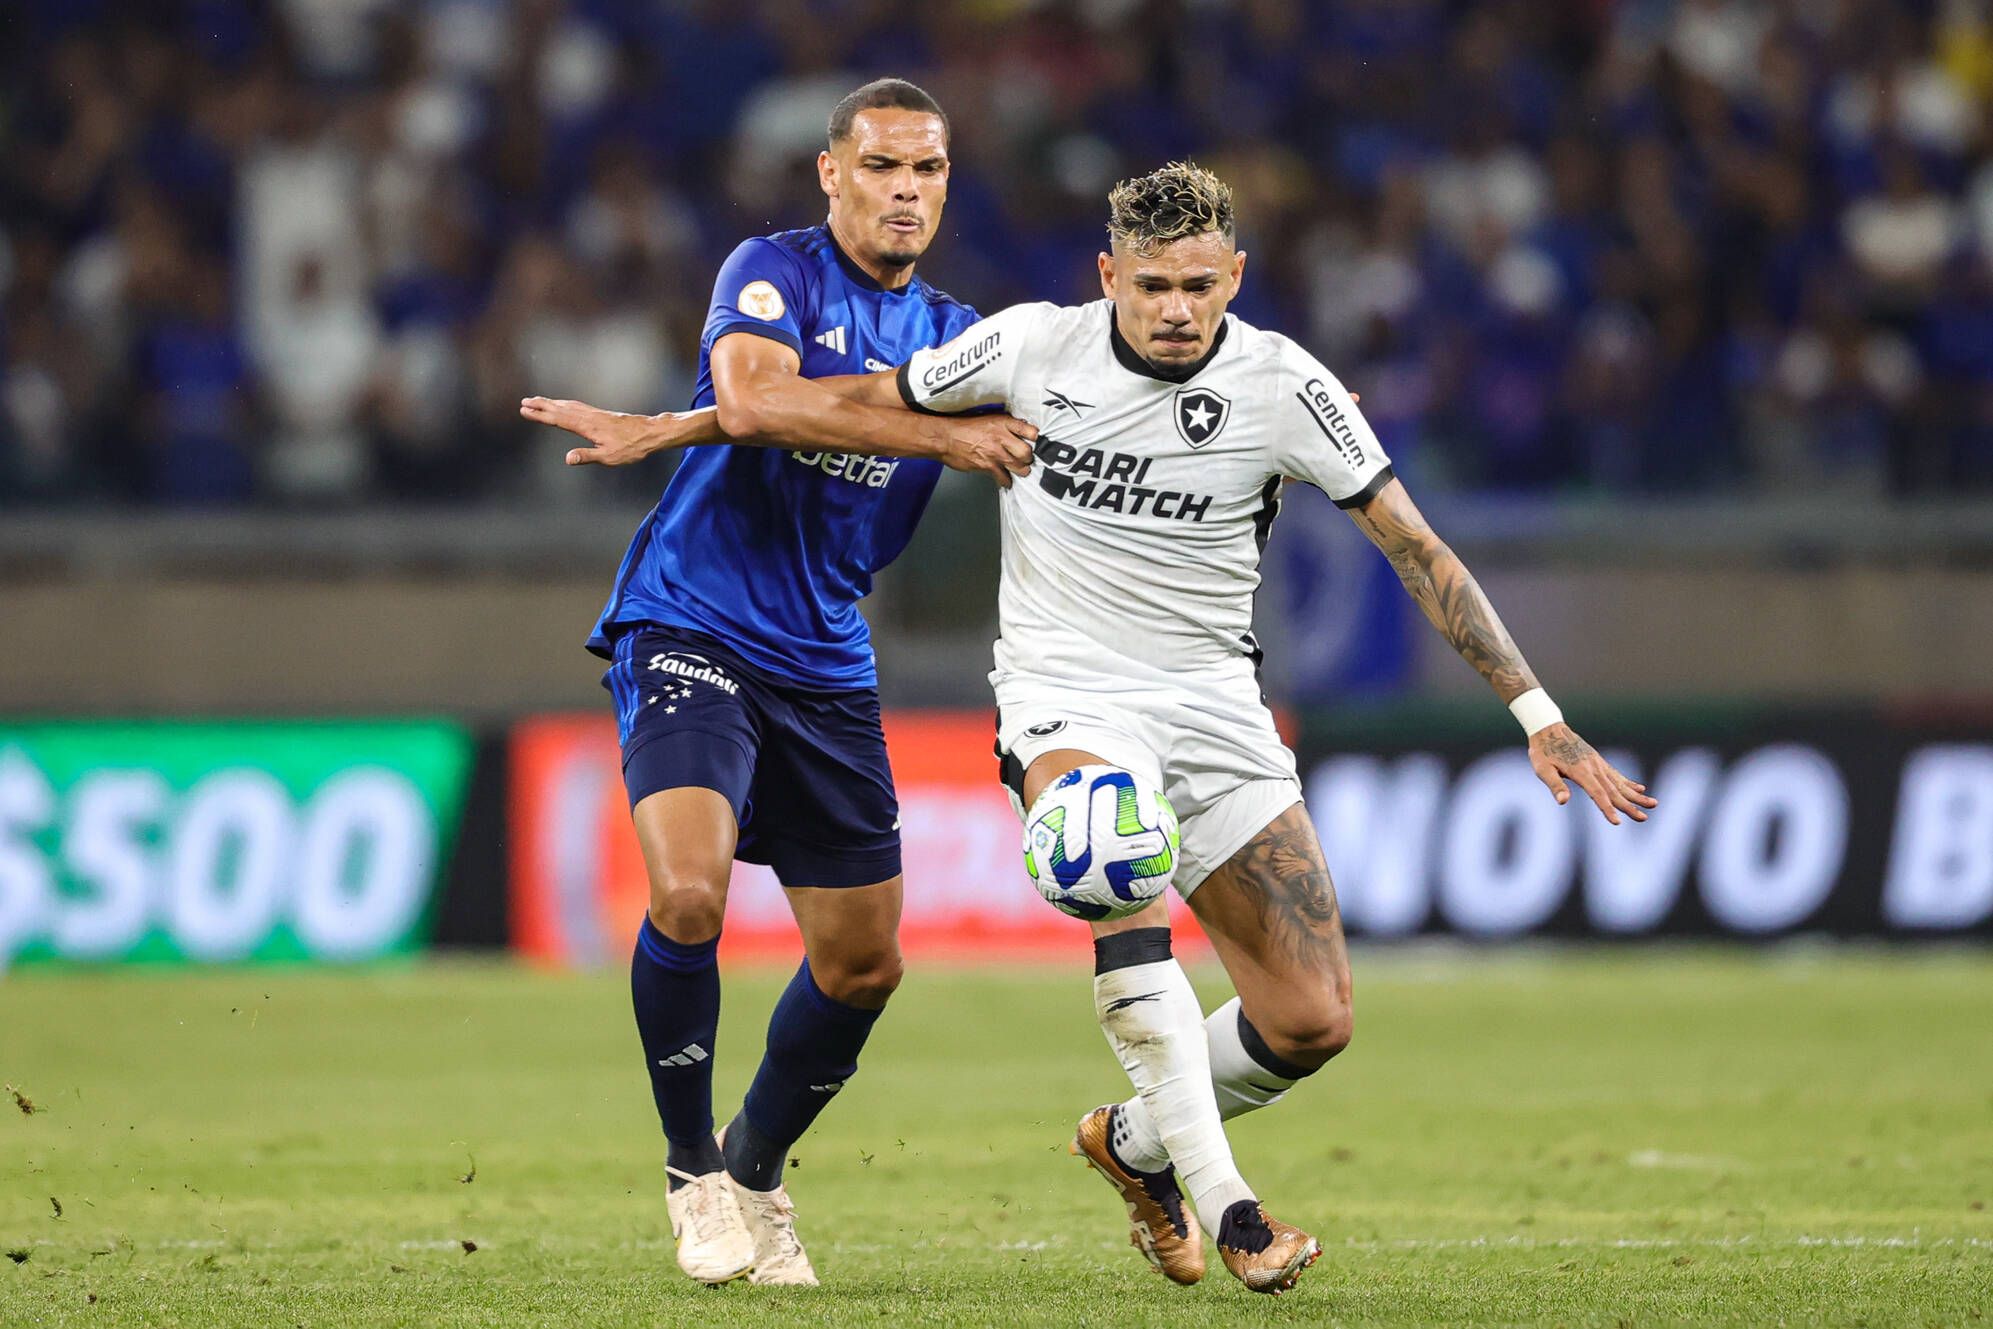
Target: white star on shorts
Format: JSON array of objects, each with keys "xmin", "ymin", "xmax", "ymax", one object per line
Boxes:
[{"xmin": 664, "ymin": 705, "xmax": 677, "ymax": 714}]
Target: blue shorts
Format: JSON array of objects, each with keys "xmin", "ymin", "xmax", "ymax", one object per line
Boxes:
[{"xmin": 602, "ymin": 624, "xmax": 901, "ymax": 889}]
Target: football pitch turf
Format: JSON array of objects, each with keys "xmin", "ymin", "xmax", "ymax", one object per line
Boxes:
[{"xmin": 3, "ymin": 950, "xmax": 1989, "ymax": 1326}]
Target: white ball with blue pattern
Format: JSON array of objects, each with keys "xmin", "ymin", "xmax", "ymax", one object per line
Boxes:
[{"xmin": 1022, "ymin": 764, "xmax": 1180, "ymax": 921}]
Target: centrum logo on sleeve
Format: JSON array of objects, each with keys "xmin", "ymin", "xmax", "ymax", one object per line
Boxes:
[
  {"xmin": 919, "ymin": 331, "xmax": 1000, "ymax": 393},
  {"xmin": 738, "ymin": 280, "xmax": 786, "ymax": 321},
  {"xmin": 1297, "ymin": 378, "xmax": 1368, "ymax": 466}
]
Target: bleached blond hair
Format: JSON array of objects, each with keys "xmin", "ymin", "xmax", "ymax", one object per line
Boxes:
[{"xmin": 1106, "ymin": 161, "xmax": 1236, "ymax": 256}]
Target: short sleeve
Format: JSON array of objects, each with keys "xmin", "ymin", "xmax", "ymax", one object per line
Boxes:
[
  {"xmin": 702, "ymin": 238, "xmax": 811, "ymax": 355},
  {"xmin": 1272, "ymin": 343, "xmax": 1394, "ymax": 508},
  {"xmin": 894, "ymin": 303, "xmax": 1049, "ymax": 416}
]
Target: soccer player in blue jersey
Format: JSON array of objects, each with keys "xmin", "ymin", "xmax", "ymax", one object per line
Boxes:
[{"xmin": 520, "ymin": 79, "xmax": 1034, "ymax": 1287}]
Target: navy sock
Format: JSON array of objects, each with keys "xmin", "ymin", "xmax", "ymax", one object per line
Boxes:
[
  {"xmin": 727, "ymin": 960, "xmax": 882, "ymax": 1191},
  {"xmin": 629, "ymin": 916, "xmax": 722, "ymax": 1188}
]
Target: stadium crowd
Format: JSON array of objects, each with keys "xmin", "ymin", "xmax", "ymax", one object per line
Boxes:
[{"xmin": 5, "ymin": 0, "xmax": 1993, "ymax": 507}]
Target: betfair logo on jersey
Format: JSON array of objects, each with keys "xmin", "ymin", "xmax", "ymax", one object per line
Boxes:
[
  {"xmin": 792, "ymin": 450, "xmax": 900, "ymax": 488},
  {"xmin": 1034, "ymin": 438, "xmax": 1214, "ymax": 522},
  {"xmin": 919, "ymin": 330, "xmax": 1000, "ymax": 394},
  {"xmin": 1296, "ymin": 378, "xmax": 1367, "ymax": 466},
  {"xmin": 1174, "ymin": 387, "xmax": 1231, "ymax": 448}
]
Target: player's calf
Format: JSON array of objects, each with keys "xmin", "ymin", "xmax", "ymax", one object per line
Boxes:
[
  {"xmin": 627, "ymin": 790, "xmax": 738, "ymax": 1192},
  {"xmin": 1090, "ymin": 926, "xmax": 1256, "ymax": 1235},
  {"xmin": 722, "ymin": 958, "xmax": 886, "ymax": 1194},
  {"xmin": 1187, "ymin": 803, "xmax": 1356, "ymax": 1076}
]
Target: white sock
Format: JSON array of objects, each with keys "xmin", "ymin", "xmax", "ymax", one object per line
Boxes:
[
  {"xmin": 1093, "ymin": 958, "xmax": 1254, "ymax": 1233},
  {"xmin": 1115, "ymin": 997, "xmax": 1304, "ymax": 1171}
]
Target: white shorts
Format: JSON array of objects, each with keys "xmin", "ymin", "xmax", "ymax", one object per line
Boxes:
[{"xmin": 994, "ymin": 665, "xmax": 1302, "ymax": 896}]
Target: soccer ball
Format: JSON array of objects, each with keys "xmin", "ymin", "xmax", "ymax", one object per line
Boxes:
[{"xmin": 1022, "ymin": 764, "xmax": 1180, "ymax": 921}]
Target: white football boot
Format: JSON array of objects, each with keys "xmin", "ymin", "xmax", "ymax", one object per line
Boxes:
[
  {"xmin": 728, "ymin": 1177, "xmax": 819, "ymax": 1286},
  {"xmin": 664, "ymin": 1163, "xmax": 755, "ymax": 1284},
  {"xmin": 714, "ymin": 1125, "xmax": 818, "ymax": 1286}
]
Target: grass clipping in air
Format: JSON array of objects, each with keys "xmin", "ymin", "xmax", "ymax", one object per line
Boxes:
[{"xmin": 1, "ymin": 952, "xmax": 1989, "ymax": 1326}]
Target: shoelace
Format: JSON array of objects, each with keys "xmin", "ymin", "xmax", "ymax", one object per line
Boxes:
[
  {"xmin": 744, "ymin": 1189, "xmax": 806, "ymax": 1263},
  {"xmin": 665, "ymin": 1168, "xmax": 736, "ymax": 1242}
]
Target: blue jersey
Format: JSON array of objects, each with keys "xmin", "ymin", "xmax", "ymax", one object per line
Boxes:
[{"xmin": 589, "ymin": 225, "xmax": 980, "ymax": 688}]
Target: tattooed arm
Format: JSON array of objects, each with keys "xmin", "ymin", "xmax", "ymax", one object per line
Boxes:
[{"xmin": 1345, "ymin": 478, "xmax": 1656, "ymax": 825}]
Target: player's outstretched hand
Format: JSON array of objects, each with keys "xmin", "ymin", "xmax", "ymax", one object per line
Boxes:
[
  {"xmin": 940, "ymin": 414, "xmax": 1037, "ymax": 488},
  {"xmin": 520, "ymin": 396, "xmax": 676, "ymax": 466},
  {"xmin": 1528, "ymin": 723, "xmax": 1657, "ymax": 825}
]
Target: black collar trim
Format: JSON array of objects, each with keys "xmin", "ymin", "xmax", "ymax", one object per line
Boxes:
[
  {"xmin": 825, "ymin": 224, "xmax": 915, "ymax": 296},
  {"xmin": 1109, "ymin": 316, "xmax": 1229, "ymax": 383}
]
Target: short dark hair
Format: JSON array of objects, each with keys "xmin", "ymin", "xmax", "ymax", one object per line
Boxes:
[
  {"xmin": 1106, "ymin": 161, "xmax": 1236, "ymax": 256},
  {"xmin": 827, "ymin": 78, "xmax": 949, "ymax": 148}
]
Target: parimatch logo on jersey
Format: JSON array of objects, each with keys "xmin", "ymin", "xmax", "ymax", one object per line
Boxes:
[{"xmin": 1034, "ymin": 438, "xmax": 1215, "ymax": 522}]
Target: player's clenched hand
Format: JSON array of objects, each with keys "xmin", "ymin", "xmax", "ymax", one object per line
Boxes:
[
  {"xmin": 938, "ymin": 414, "xmax": 1037, "ymax": 488},
  {"xmin": 520, "ymin": 396, "xmax": 678, "ymax": 466},
  {"xmin": 1528, "ymin": 723, "xmax": 1657, "ymax": 826}
]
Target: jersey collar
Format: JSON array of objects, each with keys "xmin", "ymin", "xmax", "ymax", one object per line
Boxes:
[
  {"xmin": 825, "ymin": 224, "xmax": 916, "ymax": 297},
  {"xmin": 1109, "ymin": 314, "xmax": 1230, "ymax": 384}
]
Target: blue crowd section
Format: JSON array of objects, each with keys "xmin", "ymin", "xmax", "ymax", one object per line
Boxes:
[{"xmin": 5, "ymin": 0, "xmax": 1993, "ymax": 509}]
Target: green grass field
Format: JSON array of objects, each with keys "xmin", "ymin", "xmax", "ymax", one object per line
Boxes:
[{"xmin": 3, "ymin": 950, "xmax": 1990, "ymax": 1326}]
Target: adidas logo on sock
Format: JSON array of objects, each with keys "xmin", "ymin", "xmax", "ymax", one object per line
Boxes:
[
  {"xmin": 807, "ymin": 1081, "xmax": 845, "ymax": 1094},
  {"xmin": 656, "ymin": 1044, "xmax": 710, "ymax": 1068}
]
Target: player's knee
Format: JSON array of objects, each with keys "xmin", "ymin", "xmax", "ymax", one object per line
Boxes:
[
  {"xmin": 646, "ymin": 869, "xmax": 727, "ymax": 944},
  {"xmin": 811, "ymin": 946, "xmax": 904, "ymax": 1009},
  {"xmin": 1275, "ymin": 994, "xmax": 1354, "ymax": 1069}
]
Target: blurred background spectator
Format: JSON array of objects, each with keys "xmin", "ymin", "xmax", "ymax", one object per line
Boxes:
[{"xmin": 6, "ymin": 0, "xmax": 1993, "ymax": 509}]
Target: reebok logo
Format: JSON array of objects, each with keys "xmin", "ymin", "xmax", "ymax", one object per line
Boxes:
[
  {"xmin": 1042, "ymin": 389, "xmax": 1093, "ymax": 417},
  {"xmin": 813, "ymin": 325, "xmax": 848, "ymax": 355},
  {"xmin": 1104, "ymin": 992, "xmax": 1163, "ymax": 1013},
  {"xmin": 656, "ymin": 1044, "xmax": 710, "ymax": 1068}
]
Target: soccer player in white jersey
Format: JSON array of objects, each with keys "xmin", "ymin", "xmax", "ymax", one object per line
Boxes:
[{"xmin": 529, "ymin": 162, "xmax": 1655, "ymax": 1296}]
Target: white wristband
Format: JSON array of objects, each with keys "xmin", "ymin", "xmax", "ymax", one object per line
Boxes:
[{"xmin": 1509, "ymin": 688, "xmax": 1563, "ymax": 736}]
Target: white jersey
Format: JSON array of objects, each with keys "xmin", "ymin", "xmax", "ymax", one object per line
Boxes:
[{"xmin": 897, "ymin": 299, "xmax": 1394, "ymax": 689}]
